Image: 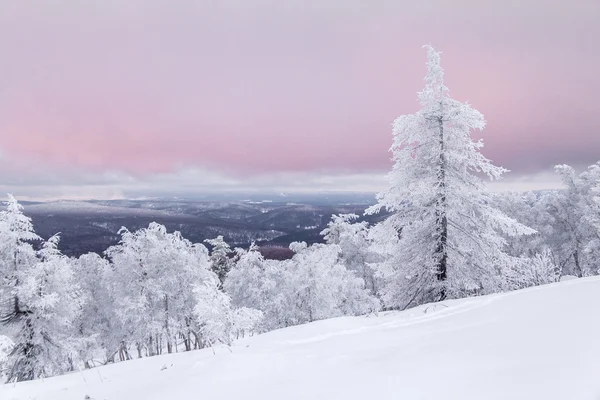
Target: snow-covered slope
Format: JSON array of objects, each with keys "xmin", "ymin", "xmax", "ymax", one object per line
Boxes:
[{"xmin": 3, "ymin": 277, "xmax": 600, "ymax": 400}]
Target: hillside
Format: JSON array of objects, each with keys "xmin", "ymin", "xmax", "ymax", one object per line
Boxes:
[
  {"xmin": 2, "ymin": 277, "xmax": 599, "ymax": 400},
  {"xmin": 20, "ymin": 198, "xmax": 382, "ymax": 256}
]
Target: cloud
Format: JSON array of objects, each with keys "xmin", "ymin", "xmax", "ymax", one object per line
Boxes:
[
  {"xmin": 0, "ymin": 0, "xmax": 598, "ymax": 198},
  {"xmin": 0, "ymin": 152, "xmax": 567, "ymax": 201},
  {"xmin": 0, "ymin": 153, "xmax": 390, "ymax": 200},
  {"xmin": 488, "ymin": 170, "xmax": 563, "ymax": 193}
]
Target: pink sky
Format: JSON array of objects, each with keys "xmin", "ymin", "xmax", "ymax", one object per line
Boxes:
[{"xmin": 0, "ymin": 1, "xmax": 599, "ymax": 198}]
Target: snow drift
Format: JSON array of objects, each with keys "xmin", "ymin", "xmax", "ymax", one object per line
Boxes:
[{"xmin": 2, "ymin": 277, "xmax": 600, "ymax": 400}]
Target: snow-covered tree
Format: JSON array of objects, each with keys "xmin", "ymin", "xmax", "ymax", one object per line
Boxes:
[
  {"xmin": 0, "ymin": 194, "xmax": 40, "ymax": 326},
  {"xmin": 366, "ymin": 46, "xmax": 535, "ymax": 309},
  {"xmin": 0, "ymin": 334, "xmax": 14, "ymax": 382},
  {"xmin": 590, "ymin": 167, "xmax": 600, "ymax": 270},
  {"xmin": 4, "ymin": 234, "xmax": 81, "ymax": 382},
  {"xmin": 495, "ymin": 188, "xmax": 593, "ymax": 278},
  {"xmin": 204, "ymin": 235, "xmax": 233, "ymax": 288},
  {"xmin": 193, "ymin": 284, "xmax": 262, "ymax": 347},
  {"xmin": 0, "ymin": 195, "xmax": 41, "ymax": 382},
  {"xmin": 226, "ymin": 242, "xmax": 379, "ymax": 331},
  {"xmin": 287, "ymin": 242, "xmax": 379, "ymax": 324},
  {"xmin": 504, "ymin": 249, "xmax": 559, "ymax": 290},
  {"xmin": 551, "ymin": 163, "xmax": 600, "ymax": 276},
  {"xmin": 225, "ymin": 244, "xmax": 290, "ymax": 332},
  {"xmin": 231, "ymin": 307, "xmax": 263, "ymax": 340},
  {"xmin": 321, "ymin": 214, "xmax": 379, "ymax": 294},
  {"xmin": 106, "ymin": 223, "xmax": 223, "ymax": 356},
  {"xmin": 72, "ymin": 252, "xmax": 120, "ymax": 366}
]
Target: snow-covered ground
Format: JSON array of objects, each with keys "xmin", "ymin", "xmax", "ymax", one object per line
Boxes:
[{"xmin": 3, "ymin": 277, "xmax": 600, "ymax": 400}]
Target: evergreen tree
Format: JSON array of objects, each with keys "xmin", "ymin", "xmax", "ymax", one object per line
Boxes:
[
  {"xmin": 204, "ymin": 235, "xmax": 233, "ymax": 288},
  {"xmin": 0, "ymin": 194, "xmax": 41, "ymax": 325},
  {"xmin": 0, "ymin": 195, "xmax": 41, "ymax": 381},
  {"xmin": 4, "ymin": 235, "xmax": 81, "ymax": 382},
  {"xmin": 366, "ymin": 46, "xmax": 534, "ymax": 309}
]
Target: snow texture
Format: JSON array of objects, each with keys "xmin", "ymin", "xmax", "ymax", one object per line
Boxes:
[{"xmin": 2, "ymin": 277, "xmax": 599, "ymax": 400}]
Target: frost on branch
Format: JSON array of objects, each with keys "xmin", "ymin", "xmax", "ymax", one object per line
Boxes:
[
  {"xmin": 321, "ymin": 214, "xmax": 379, "ymax": 295},
  {"xmin": 3, "ymin": 234, "xmax": 80, "ymax": 382},
  {"xmin": 204, "ymin": 235, "xmax": 234, "ymax": 289},
  {"xmin": 366, "ymin": 46, "xmax": 535, "ymax": 309}
]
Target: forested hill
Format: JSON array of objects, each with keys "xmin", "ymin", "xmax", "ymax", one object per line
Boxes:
[{"xmin": 18, "ymin": 195, "xmax": 385, "ymax": 256}]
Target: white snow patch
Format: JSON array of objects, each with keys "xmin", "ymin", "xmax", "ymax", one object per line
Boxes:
[
  {"xmin": 2, "ymin": 277, "xmax": 600, "ymax": 399},
  {"xmin": 560, "ymin": 275, "xmax": 579, "ymax": 282}
]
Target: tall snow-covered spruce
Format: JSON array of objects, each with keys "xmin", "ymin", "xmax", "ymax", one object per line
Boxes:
[
  {"xmin": 5, "ymin": 234, "xmax": 82, "ymax": 381},
  {"xmin": 0, "ymin": 195, "xmax": 41, "ymax": 382},
  {"xmin": 367, "ymin": 46, "xmax": 534, "ymax": 309},
  {"xmin": 204, "ymin": 235, "xmax": 233, "ymax": 288}
]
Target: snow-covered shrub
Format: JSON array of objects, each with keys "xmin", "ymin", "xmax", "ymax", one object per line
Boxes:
[
  {"xmin": 226, "ymin": 242, "xmax": 379, "ymax": 332},
  {"xmin": 505, "ymin": 250, "xmax": 560, "ymax": 290},
  {"xmin": 0, "ymin": 335, "xmax": 14, "ymax": 383},
  {"xmin": 321, "ymin": 214, "xmax": 379, "ymax": 295},
  {"xmin": 286, "ymin": 242, "xmax": 380, "ymax": 324},
  {"xmin": 231, "ymin": 307, "xmax": 263, "ymax": 339},
  {"xmin": 225, "ymin": 244, "xmax": 291, "ymax": 332},
  {"xmin": 194, "ymin": 283, "xmax": 262, "ymax": 346}
]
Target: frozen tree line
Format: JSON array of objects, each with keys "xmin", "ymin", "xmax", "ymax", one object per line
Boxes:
[
  {"xmin": 1, "ymin": 45, "xmax": 599, "ymax": 382},
  {"xmin": 0, "ymin": 201, "xmax": 265, "ymax": 382},
  {"xmin": 0, "ymin": 196, "xmax": 379, "ymax": 382},
  {"xmin": 496, "ymin": 163, "xmax": 600, "ymax": 281}
]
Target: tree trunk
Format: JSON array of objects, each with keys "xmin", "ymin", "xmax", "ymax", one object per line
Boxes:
[
  {"xmin": 435, "ymin": 113, "xmax": 448, "ymax": 300},
  {"xmin": 573, "ymin": 249, "xmax": 582, "ymax": 277},
  {"xmin": 164, "ymin": 295, "xmax": 173, "ymax": 354}
]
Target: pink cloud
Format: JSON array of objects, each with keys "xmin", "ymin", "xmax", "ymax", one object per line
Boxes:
[{"xmin": 0, "ymin": 0, "xmax": 598, "ymax": 180}]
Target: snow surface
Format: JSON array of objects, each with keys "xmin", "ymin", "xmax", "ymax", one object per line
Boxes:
[{"xmin": 3, "ymin": 277, "xmax": 600, "ymax": 400}]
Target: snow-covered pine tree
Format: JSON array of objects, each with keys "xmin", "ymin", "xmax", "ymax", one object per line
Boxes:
[
  {"xmin": 366, "ymin": 46, "xmax": 535, "ymax": 309},
  {"xmin": 0, "ymin": 194, "xmax": 41, "ymax": 325},
  {"xmin": 0, "ymin": 195, "xmax": 41, "ymax": 381},
  {"xmin": 4, "ymin": 234, "xmax": 81, "ymax": 382},
  {"xmin": 204, "ymin": 235, "xmax": 233, "ymax": 288}
]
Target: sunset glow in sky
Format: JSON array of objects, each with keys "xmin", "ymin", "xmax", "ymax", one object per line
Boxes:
[{"xmin": 1, "ymin": 1, "xmax": 599, "ymax": 199}]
